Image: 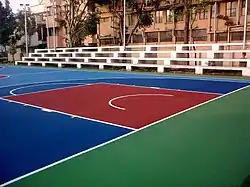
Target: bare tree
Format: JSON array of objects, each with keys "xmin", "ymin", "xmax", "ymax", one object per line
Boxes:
[{"xmin": 56, "ymin": 0, "xmax": 100, "ymax": 47}]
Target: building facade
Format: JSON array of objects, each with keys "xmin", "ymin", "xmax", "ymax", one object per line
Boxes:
[
  {"xmin": 98, "ymin": 0, "xmax": 250, "ymax": 46},
  {"xmin": 42, "ymin": 0, "xmax": 250, "ymax": 48},
  {"xmin": 8, "ymin": 3, "xmax": 48, "ymax": 61}
]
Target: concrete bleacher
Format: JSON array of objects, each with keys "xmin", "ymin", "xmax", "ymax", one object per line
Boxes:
[{"xmin": 16, "ymin": 43, "xmax": 250, "ymax": 76}]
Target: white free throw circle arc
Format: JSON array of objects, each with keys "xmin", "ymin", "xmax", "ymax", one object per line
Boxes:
[
  {"xmin": 108, "ymin": 93, "xmax": 174, "ymax": 111},
  {"xmin": 10, "ymin": 82, "xmax": 85, "ymax": 96}
]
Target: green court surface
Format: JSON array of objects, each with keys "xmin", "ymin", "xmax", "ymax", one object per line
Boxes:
[{"xmin": 7, "ymin": 84, "xmax": 250, "ymax": 187}]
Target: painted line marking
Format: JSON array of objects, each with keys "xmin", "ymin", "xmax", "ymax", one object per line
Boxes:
[
  {"xmin": 0, "ymin": 77, "xmax": 127, "ymax": 89},
  {"xmin": 7, "ymin": 65, "xmax": 250, "ymax": 83},
  {"xmin": 0, "ymin": 75, "xmax": 250, "ymax": 90},
  {"xmin": 0, "ymin": 97, "xmax": 136, "ymax": 132},
  {"xmin": 109, "ymin": 93, "xmax": 173, "ymax": 111},
  {"xmin": 1, "ymin": 84, "xmax": 248, "ymax": 187},
  {"xmin": 9, "ymin": 83, "xmax": 90, "ymax": 96},
  {"xmin": 102, "ymin": 82, "xmax": 222, "ymax": 95},
  {"xmin": 0, "ymin": 75, "xmax": 10, "ymax": 80},
  {"xmin": 150, "ymin": 86, "xmax": 160, "ymax": 89},
  {"xmin": 5, "ymin": 70, "xmax": 65, "ymax": 77},
  {"xmin": 41, "ymin": 108, "xmax": 53, "ymax": 112}
]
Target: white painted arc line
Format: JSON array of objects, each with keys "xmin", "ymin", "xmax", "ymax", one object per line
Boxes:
[
  {"xmin": 108, "ymin": 93, "xmax": 173, "ymax": 111},
  {"xmin": 9, "ymin": 83, "xmax": 90, "ymax": 96},
  {"xmin": 1, "ymin": 85, "xmax": 249, "ymax": 187}
]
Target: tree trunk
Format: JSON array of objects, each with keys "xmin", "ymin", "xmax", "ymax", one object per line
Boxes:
[
  {"xmin": 120, "ymin": 15, "xmax": 124, "ymax": 46},
  {"xmin": 182, "ymin": 3, "xmax": 190, "ymax": 64},
  {"xmin": 89, "ymin": 3, "xmax": 97, "ymax": 44},
  {"xmin": 68, "ymin": 32, "xmax": 73, "ymax": 48},
  {"xmin": 126, "ymin": 21, "xmax": 139, "ymax": 45},
  {"xmin": 183, "ymin": 7, "xmax": 190, "ymax": 44},
  {"xmin": 141, "ymin": 28, "xmax": 146, "ymax": 45},
  {"xmin": 190, "ymin": 29, "xmax": 197, "ymax": 65}
]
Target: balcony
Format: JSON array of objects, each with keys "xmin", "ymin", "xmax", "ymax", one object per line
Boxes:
[
  {"xmin": 44, "ymin": 0, "xmax": 63, "ymax": 6},
  {"xmin": 47, "ymin": 35, "xmax": 65, "ymax": 48},
  {"xmin": 36, "ymin": 14, "xmax": 46, "ymax": 25},
  {"xmin": 46, "ymin": 15, "xmax": 61, "ymax": 28}
]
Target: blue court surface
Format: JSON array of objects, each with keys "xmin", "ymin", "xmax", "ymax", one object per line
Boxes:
[{"xmin": 1, "ymin": 65, "xmax": 250, "ymax": 187}]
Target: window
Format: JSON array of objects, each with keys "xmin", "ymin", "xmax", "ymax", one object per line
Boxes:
[
  {"xmin": 226, "ymin": 1, "xmax": 237, "ymax": 17},
  {"xmin": 191, "ymin": 0, "xmax": 199, "ymax": 4},
  {"xmin": 160, "ymin": 31, "xmax": 172, "ymax": 42},
  {"xmin": 211, "ymin": 3, "xmax": 220, "ymax": 18},
  {"xmin": 49, "ymin": 28, "xmax": 53, "ymax": 36},
  {"xmin": 174, "ymin": 30, "xmax": 184, "ymax": 42},
  {"xmin": 166, "ymin": 10, "xmax": 172, "ymax": 23},
  {"xmin": 144, "ymin": 0, "xmax": 154, "ymax": 6},
  {"xmin": 242, "ymin": 0, "xmax": 246, "ymax": 15},
  {"xmin": 49, "ymin": 28, "xmax": 58, "ymax": 36},
  {"xmin": 146, "ymin": 32, "xmax": 158, "ymax": 42},
  {"xmin": 176, "ymin": 9, "xmax": 184, "ymax": 21},
  {"xmin": 100, "ymin": 17, "xmax": 110, "ymax": 23},
  {"xmin": 133, "ymin": 35, "xmax": 143, "ymax": 43},
  {"xmin": 192, "ymin": 29, "xmax": 207, "ymax": 41},
  {"xmin": 217, "ymin": 33, "xmax": 228, "ymax": 41},
  {"xmin": 241, "ymin": 0, "xmax": 249, "ymax": 15},
  {"xmin": 155, "ymin": 11, "xmax": 163, "ymax": 23},
  {"xmin": 191, "ymin": 9, "xmax": 197, "ymax": 21},
  {"xmin": 199, "ymin": 10, "xmax": 208, "ymax": 19},
  {"xmin": 231, "ymin": 31, "xmax": 250, "ymax": 41},
  {"xmin": 128, "ymin": 14, "xmax": 135, "ymax": 26}
]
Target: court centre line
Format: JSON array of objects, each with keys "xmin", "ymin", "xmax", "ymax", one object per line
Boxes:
[
  {"xmin": 1, "ymin": 84, "xmax": 249, "ymax": 187},
  {"xmin": 109, "ymin": 93, "xmax": 174, "ymax": 111},
  {"xmin": 9, "ymin": 83, "xmax": 91, "ymax": 96},
  {"xmin": 101, "ymin": 82, "xmax": 222, "ymax": 95}
]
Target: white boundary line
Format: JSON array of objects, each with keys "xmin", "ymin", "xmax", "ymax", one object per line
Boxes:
[
  {"xmin": 101, "ymin": 82, "xmax": 222, "ymax": 95},
  {"xmin": 0, "ymin": 66, "xmax": 5, "ymax": 71},
  {"xmin": 109, "ymin": 93, "xmax": 174, "ymax": 111},
  {"xmin": 3, "ymin": 83, "xmax": 135, "ymax": 131},
  {"xmin": 0, "ymin": 77, "xmax": 127, "ymax": 89},
  {"xmin": 0, "ymin": 75, "xmax": 10, "ymax": 80},
  {"xmin": 5, "ymin": 70, "xmax": 66, "ymax": 77},
  {"xmin": 6, "ymin": 65, "xmax": 250, "ymax": 83},
  {"xmin": 1, "ymin": 84, "xmax": 249, "ymax": 187},
  {"xmin": 0, "ymin": 97, "xmax": 135, "ymax": 132},
  {"xmin": 1, "ymin": 76, "xmax": 247, "ymax": 91},
  {"xmin": 9, "ymin": 81, "xmax": 221, "ymax": 97}
]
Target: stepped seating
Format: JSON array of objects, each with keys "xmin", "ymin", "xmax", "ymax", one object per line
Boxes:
[{"xmin": 16, "ymin": 43, "xmax": 250, "ymax": 76}]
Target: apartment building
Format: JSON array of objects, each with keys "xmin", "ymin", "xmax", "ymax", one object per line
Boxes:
[
  {"xmin": 30, "ymin": 3, "xmax": 47, "ymax": 49},
  {"xmin": 44, "ymin": 0, "xmax": 64, "ymax": 48},
  {"xmin": 42, "ymin": 0, "xmax": 250, "ymax": 47},
  {"xmin": 44, "ymin": 0, "xmax": 94, "ymax": 48},
  {"xmin": 8, "ymin": 2, "xmax": 48, "ymax": 60},
  {"xmin": 98, "ymin": 0, "xmax": 250, "ymax": 45}
]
